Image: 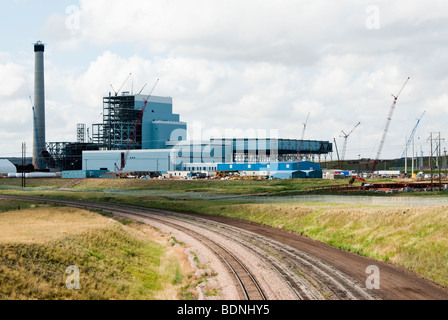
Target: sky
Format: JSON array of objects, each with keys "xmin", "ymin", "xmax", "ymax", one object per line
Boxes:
[{"xmin": 1, "ymin": 0, "xmax": 447, "ymax": 162}]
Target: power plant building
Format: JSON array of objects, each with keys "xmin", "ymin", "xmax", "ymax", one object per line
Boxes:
[
  {"xmin": 92, "ymin": 94, "xmax": 187, "ymax": 150},
  {"xmin": 29, "ymin": 41, "xmax": 333, "ymax": 178},
  {"xmin": 64, "ymin": 91, "xmax": 333, "ymax": 178}
]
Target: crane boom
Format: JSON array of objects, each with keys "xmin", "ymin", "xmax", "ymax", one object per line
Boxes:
[
  {"xmin": 401, "ymin": 111, "xmax": 425, "ymax": 159},
  {"xmin": 340, "ymin": 122, "xmax": 361, "ymax": 161},
  {"xmin": 396, "ymin": 111, "xmax": 425, "ymax": 171},
  {"xmin": 138, "ymin": 83, "xmax": 147, "ymax": 95},
  {"xmin": 298, "ymin": 113, "xmax": 310, "ymax": 161},
  {"xmin": 372, "ymin": 77, "xmax": 410, "ymax": 171},
  {"xmin": 30, "ymin": 96, "xmax": 40, "ymax": 169},
  {"xmin": 111, "ymin": 72, "xmax": 132, "ymax": 96},
  {"xmin": 301, "ymin": 112, "xmax": 310, "ymax": 141}
]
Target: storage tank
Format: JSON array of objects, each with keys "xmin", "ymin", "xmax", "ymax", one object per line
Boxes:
[{"xmin": 25, "ymin": 172, "xmax": 57, "ymax": 179}]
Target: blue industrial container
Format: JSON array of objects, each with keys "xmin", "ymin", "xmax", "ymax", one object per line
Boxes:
[
  {"xmin": 308, "ymin": 170, "xmax": 323, "ymax": 179},
  {"xmin": 62, "ymin": 170, "xmax": 109, "ymax": 179},
  {"xmin": 217, "ymin": 163, "xmax": 243, "ymax": 171},
  {"xmin": 218, "ymin": 161, "xmax": 321, "ymax": 173}
]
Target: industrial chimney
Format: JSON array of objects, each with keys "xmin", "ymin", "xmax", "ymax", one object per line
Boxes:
[{"xmin": 33, "ymin": 41, "xmax": 46, "ymax": 170}]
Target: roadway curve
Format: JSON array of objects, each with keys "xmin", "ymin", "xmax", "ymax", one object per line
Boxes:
[{"xmin": 2, "ymin": 195, "xmax": 448, "ymax": 300}]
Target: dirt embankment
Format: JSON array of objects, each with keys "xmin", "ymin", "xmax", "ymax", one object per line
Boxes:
[{"xmin": 0, "ymin": 206, "xmax": 198, "ymax": 300}]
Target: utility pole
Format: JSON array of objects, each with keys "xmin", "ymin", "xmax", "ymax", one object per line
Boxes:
[
  {"xmin": 22, "ymin": 142, "xmax": 26, "ymax": 188},
  {"xmin": 420, "ymin": 147, "xmax": 423, "ymax": 170},
  {"xmin": 412, "ymin": 134, "xmax": 415, "ymax": 176},
  {"xmin": 444, "ymin": 148, "xmax": 447, "ymax": 179},
  {"xmin": 405, "ymin": 136, "xmax": 408, "ymax": 175},
  {"xmin": 428, "ymin": 133, "xmax": 434, "ymax": 191},
  {"xmin": 427, "ymin": 133, "xmax": 445, "ymax": 190},
  {"xmin": 438, "ymin": 133, "xmax": 444, "ymax": 186}
]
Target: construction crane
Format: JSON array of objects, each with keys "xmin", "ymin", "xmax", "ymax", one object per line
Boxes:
[
  {"xmin": 110, "ymin": 72, "xmax": 132, "ymax": 96},
  {"xmin": 115, "ymin": 79, "xmax": 160, "ymax": 172},
  {"xmin": 298, "ymin": 113, "xmax": 310, "ymax": 161},
  {"xmin": 349, "ymin": 175, "xmax": 366, "ymax": 186},
  {"xmin": 301, "ymin": 112, "xmax": 310, "ymax": 141},
  {"xmin": 138, "ymin": 83, "xmax": 147, "ymax": 95},
  {"xmin": 372, "ymin": 77, "xmax": 411, "ymax": 172},
  {"xmin": 397, "ymin": 111, "xmax": 426, "ymax": 170},
  {"xmin": 29, "ymin": 96, "xmax": 40, "ymax": 169},
  {"xmin": 340, "ymin": 122, "xmax": 361, "ymax": 161}
]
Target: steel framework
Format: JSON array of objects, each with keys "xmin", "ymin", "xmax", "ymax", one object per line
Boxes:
[
  {"xmin": 46, "ymin": 142, "xmax": 99, "ymax": 171},
  {"xmin": 92, "ymin": 93, "xmax": 141, "ymax": 150},
  {"xmin": 77, "ymin": 124, "xmax": 86, "ymax": 143}
]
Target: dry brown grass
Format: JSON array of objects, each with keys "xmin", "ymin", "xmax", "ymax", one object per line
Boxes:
[
  {"xmin": 0, "ymin": 206, "xmax": 110, "ymax": 244},
  {"xmin": 0, "ymin": 206, "xmax": 199, "ymax": 300}
]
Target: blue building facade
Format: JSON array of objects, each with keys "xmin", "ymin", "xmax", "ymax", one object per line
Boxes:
[
  {"xmin": 134, "ymin": 95, "xmax": 187, "ymax": 150},
  {"xmin": 215, "ymin": 161, "xmax": 322, "ymax": 179}
]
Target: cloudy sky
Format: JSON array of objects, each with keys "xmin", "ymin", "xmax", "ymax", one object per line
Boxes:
[{"xmin": 1, "ymin": 0, "xmax": 447, "ymax": 161}]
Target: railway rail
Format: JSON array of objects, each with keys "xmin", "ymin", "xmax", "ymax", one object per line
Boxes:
[
  {"xmin": 0, "ymin": 195, "xmax": 266, "ymax": 300},
  {"xmin": 305, "ymin": 182, "xmax": 448, "ymax": 192},
  {"xmin": 0, "ymin": 195, "xmax": 380, "ymax": 300}
]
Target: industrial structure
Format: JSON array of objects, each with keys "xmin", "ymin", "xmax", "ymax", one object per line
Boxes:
[
  {"xmin": 60, "ymin": 88, "xmax": 333, "ymax": 179},
  {"xmin": 91, "ymin": 93, "xmax": 186, "ymax": 151},
  {"xmin": 12, "ymin": 41, "xmax": 335, "ymax": 179},
  {"xmin": 0, "ymin": 160, "xmax": 17, "ymax": 176},
  {"xmin": 33, "ymin": 41, "xmax": 47, "ymax": 170}
]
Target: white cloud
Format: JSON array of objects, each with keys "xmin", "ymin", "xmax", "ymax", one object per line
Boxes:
[
  {"xmin": 3, "ymin": 0, "xmax": 448, "ymax": 161},
  {"xmin": 0, "ymin": 62, "xmax": 29, "ymax": 98}
]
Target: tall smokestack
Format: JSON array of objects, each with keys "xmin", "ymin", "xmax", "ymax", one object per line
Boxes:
[{"xmin": 33, "ymin": 41, "xmax": 46, "ymax": 170}]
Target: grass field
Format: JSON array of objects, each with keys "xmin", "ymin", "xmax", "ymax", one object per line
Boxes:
[
  {"xmin": 1, "ymin": 177, "xmax": 448, "ymax": 290},
  {"xmin": 1, "ymin": 176, "xmax": 447, "ymax": 196},
  {"xmin": 0, "ymin": 201, "xmax": 199, "ymax": 300},
  {"xmin": 0, "ymin": 177, "xmax": 385, "ymax": 195}
]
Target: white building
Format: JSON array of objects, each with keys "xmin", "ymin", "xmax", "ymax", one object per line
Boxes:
[
  {"xmin": 0, "ymin": 160, "xmax": 17, "ymax": 175},
  {"xmin": 82, "ymin": 149, "xmax": 176, "ymax": 173}
]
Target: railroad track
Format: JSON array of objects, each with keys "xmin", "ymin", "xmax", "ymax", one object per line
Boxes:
[
  {"xmin": 173, "ymin": 222, "xmax": 266, "ymax": 300},
  {"xmin": 1, "ymin": 195, "xmax": 378, "ymax": 300},
  {"xmin": 1, "ymin": 195, "xmax": 268, "ymax": 300}
]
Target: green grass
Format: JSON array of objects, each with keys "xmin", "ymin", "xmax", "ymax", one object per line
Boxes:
[
  {"xmin": 0, "ymin": 177, "xmax": 351, "ymax": 196},
  {"xmin": 0, "ymin": 199, "xmax": 40, "ymax": 212}
]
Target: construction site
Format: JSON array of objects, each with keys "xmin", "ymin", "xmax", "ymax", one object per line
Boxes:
[{"xmin": 2, "ymin": 41, "xmax": 447, "ymax": 195}]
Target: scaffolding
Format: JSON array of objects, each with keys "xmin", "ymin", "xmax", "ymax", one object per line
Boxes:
[
  {"xmin": 92, "ymin": 93, "xmax": 141, "ymax": 150},
  {"xmin": 77, "ymin": 124, "xmax": 86, "ymax": 143},
  {"xmin": 229, "ymin": 139, "xmax": 333, "ymax": 163},
  {"xmin": 46, "ymin": 142, "xmax": 99, "ymax": 171}
]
